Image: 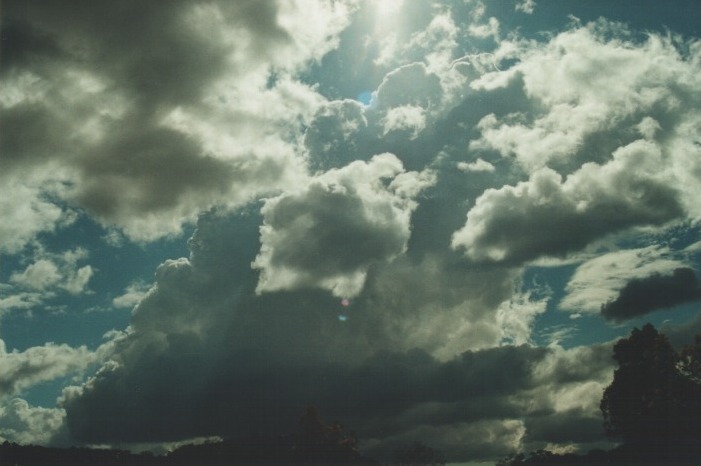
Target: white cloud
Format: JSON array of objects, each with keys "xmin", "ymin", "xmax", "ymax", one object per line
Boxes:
[
  {"xmin": 10, "ymin": 259, "xmax": 61, "ymax": 290},
  {"xmin": 470, "ymin": 23, "xmax": 701, "ymax": 174},
  {"xmin": 0, "ymin": 398, "xmax": 66, "ymax": 446},
  {"xmin": 0, "ymin": 176, "xmax": 68, "ymax": 254},
  {"xmin": 0, "ymin": 339, "xmax": 96, "ymax": 398},
  {"xmin": 112, "ymin": 282, "xmax": 152, "ymax": 309},
  {"xmin": 381, "ymin": 105, "xmax": 427, "ymax": 138},
  {"xmin": 7, "ymin": 247, "xmax": 94, "ymax": 304},
  {"xmin": 515, "ymin": 0, "xmax": 536, "ymax": 14},
  {"xmin": 452, "ymin": 140, "xmax": 683, "ymax": 264},
  {"xmin": 560, "ymin": 246, "xmax": 688, "ymax": 314},
  {"xmin": 457, "ymin": 158, "xmax": 495, "ymax": 173},
  {"xmin": 253, "ymin": 154, "xmax": 434, "ymax": 298},
  {"xmin": 496, "ymin": 290, "xmax": 549, "ymax": 346},
  {"xmin": 468, "ymin": 16, "xmax": 500, "ymax": 40},
  {"xmin": 0, "ymin": 289, "xmax": 44, "ymax": 314}
]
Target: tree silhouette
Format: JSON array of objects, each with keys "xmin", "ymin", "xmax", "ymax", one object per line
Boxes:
[
  {"xmin": 500, "ymin": 325, "xmax": 701, "ymax": 465},
  {"xmin": 392, "ymin": 441, "xmax": 446, "ymax": 466},
  {"xmin": 600, "ymin": 324, "xmax": 701, "ymax": 460},
  {"xmin": 293, "ymin": 405, "xmax": 363, "ymax": 464}
]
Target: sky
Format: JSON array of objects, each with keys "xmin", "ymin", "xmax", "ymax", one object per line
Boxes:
[{"xmin": 2, "ymin": 0, "xmax": 701, "ymax": 463}]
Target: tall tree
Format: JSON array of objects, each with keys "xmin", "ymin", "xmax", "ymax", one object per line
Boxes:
[{"xmin": 600, "ymin": 324, "xmax": 701, "ymax": 458}]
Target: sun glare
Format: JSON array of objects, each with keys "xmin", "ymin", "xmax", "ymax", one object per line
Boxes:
[
  {"xmin": 374, "ymin": 0, "xmax": 404, "ymax": 19},
  {"xmin": 371, "ymin": 0, "xmax": 405, "ymax": 42}
]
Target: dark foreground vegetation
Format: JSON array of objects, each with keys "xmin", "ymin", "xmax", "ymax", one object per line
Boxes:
[
  {"xmin": 500, "ymin": 324, "xmax": 701, "ymax": 465},
  {"xmin": 0, "ymin": 405, "xmax": 445, "ymax": 466}
]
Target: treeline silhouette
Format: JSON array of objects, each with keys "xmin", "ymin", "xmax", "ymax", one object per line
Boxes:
[
  {"xmin": 0, "ymin": 405, "xmax": 445, "ymax": 466},
  {"xmin": 499, "ymin": 324, "xmax": 701, "ymax": 466}
]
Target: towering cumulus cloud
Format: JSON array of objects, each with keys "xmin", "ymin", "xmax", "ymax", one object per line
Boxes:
[
  {"xmin": 253, "ymin": 154, "xmax": 434, "ymax": 297},
  {"xmin": 4, "ymin": 1, "xmax": 701, "ymax": 464}
]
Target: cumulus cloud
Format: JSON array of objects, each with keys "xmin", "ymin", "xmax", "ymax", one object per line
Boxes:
[
  {"xmin": 0, "ymin": 339, "xmax": 96, "ymax": 398},
  {"xmin": 304, "ymin": 99, "xmax": 370, "ymax": 172},
  {"xmin": 3, "ymin": 247, "xmax": 94, "ymax": 311},
  {"xmin": 515, "ymin": 0, "xmax": 536, "ymax": 14},
  {"xmin": 7, "ymin": 3, "xmax": 701, "ymax": 463},
  {"xmin": 471, "ymin": 21, "xmax": 701, "ymax": 173},
  {"xmin": 381, "ymin": 105, "xmax": 427, "ymax": 139},
  {"xmin": 112, "ymin": 282, "xmax": 152, "ymax": 310},
  {"xmin": 253, "ymin": 154, "xmax": 434, "ymax": 298},
  {"xmin": 0, "ymin": 175, "xmax": 70, "ymax": 254},
  {"xmin": 561, "ymin": 246, "xmax": 690, "ymax": 315},
  {"xmin": 457, "ymin": 158, "xmax": 495, "ymax": 173},
  {"xmin": 601, "ymin": 267, "xmax": 701, "ymax": 321},
  {"xmin": 496, "ymin": 291, "xmax": 549, "ymax": 346},
  {"xmin": 1, "ymin": 0, "xmax": 355, "ymax": 242},
  {"xmin": 0, "ymin": 398, "xmax": 67, "ymax": 446},
  {"xmin": 57, "ymin": 209, "xmax": 613, "ymax": 462},
  {"xmin": 452, "ymin": 140, "xmax": 683, "ymax": 264}
]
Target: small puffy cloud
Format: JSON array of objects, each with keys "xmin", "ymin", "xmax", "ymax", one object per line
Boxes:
[
  {"xmin": 601, "ymin": 267, "xmax": 701, "ymax": 321},
  {"xmin": 63, "ymin": 265, "xmax": 94, "ymax": 295},
  {"xmin": 253, "ymin": 154, "xmax": 434, "ymax": 298},
  {"xmin": 0, "ymin": 290, "xmax": 44, "ymax": 314},
  {"xmin": 381, "ymin": 105, "xmax": 426, "ymax": 139},
  {"xmin": 7, "ymin": 247, "xmax": 94, "ymax": 301},
  {"xmin": 468, "ymin": 17, "xmax": 500, "ymax": 40},
  {"xmin": 515, "ymin": 0, "xmax": 536, "ymax": 14},
  {"xmin": 0, "ymin": 339, "xmax": 96, "ymax": 398},
  {"xmin": 10, "ymin": 259, "xmax": 61, "ymax": 290},
  {"xmin": 457, "ymin": 158, "xmax": 495, "ymax": 173},
  {"xmin": 452, "ymin": 140, "xmax": 683, "ymax": 264},
  {"xmin": 561, "ymin": 246, "xmax": 688, "ymax": 315},
  {"xmin": 0, "ymin": 398, "xmax": 67, "ymax": 446},
  {"xmin": 112, "ymin": 282, "xmax": 152, "ymax": 309}
]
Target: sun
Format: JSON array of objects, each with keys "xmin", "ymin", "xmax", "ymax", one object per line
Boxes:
[
  {"xmin": 374, "ymin": 0, "xmax": 404, "ymax": 18},
  {"xmin": 371, "ymin": 0, "xmax": 406, "ymax": 40}
]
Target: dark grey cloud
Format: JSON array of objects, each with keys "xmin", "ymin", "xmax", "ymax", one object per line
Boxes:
[
  {"xmin": 601, "ymin": 267, "xmax": 701, "ymax": 322},
  {"xmin": 304, "ymin": 99, "xmax": 370, "ymax": 172},
  {"xmin": 74, "ymin": 125, "xmax": 234, "ymax": 221},
  {"xmin": 0, "ymin": 0, "xmax": 346, "ymax": 242},
  {"xmin": 2, "ymin": 0, "xmax": 285, "ymax": 111},
  {"xmin": 524, "ymin": 409, "xmax": 605, "ymax": 444},
  {"xmin": 58, "ymin": 210, "xmax": 613, "ymax": 462}
]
